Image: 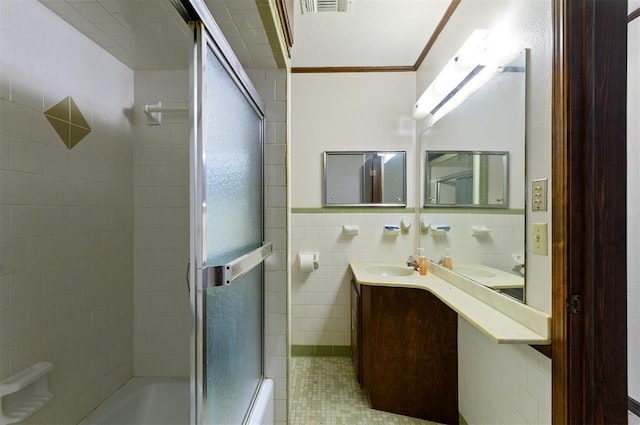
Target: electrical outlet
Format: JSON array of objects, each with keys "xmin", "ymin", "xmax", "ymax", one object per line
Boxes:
[
  {"xmin": 532, "ymin": 178, "xmax": 548, "ymax": 211},
  {"xmin": 533, "ymin": 223, "xmax": 548, "ymax": 256}
]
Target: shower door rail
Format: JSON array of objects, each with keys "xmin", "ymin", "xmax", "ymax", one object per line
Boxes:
[
  {"xmin": 189, "ymin": 15, "xmax": 267, "ymax": 425},
  {"xmin": 204, "ymin": 242, "xmax": 272, "ymax": 287}
]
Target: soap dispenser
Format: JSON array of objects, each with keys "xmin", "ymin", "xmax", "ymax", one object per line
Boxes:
[
  {"xmin": 441, "ymin": 249, "xmax": 453, "ymax": 270},
  {"xmin": 417, "ymin": 248, "xmax": 428, "ymax": 275}
]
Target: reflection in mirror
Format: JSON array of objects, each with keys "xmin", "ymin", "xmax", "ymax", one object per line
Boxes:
[
  {"xmin": 419, "ymin": 50, "xmax": 526, "ymax": 302},
  {"xmin": 324, "ymin": 151, "xmax": 406, "ymax": 207},
  {"xmin": 425, "ymin": 151, "xmax": 508, "ymax": 207}
]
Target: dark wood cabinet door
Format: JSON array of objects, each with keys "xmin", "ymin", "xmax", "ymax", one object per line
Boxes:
[{"xmin": 361, "ymin": 285, "xmax": 458, "ymax": 424}]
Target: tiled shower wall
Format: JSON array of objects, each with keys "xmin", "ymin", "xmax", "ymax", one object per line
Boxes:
[
  {"xmin": 0, "ymin": 1, "xmax": 134, "ymax": 423},
  {"xmin": 132, "ymin": 70, "xmax": 190, "ymax": 377},
  {"xmin": 290, "ymin": 210, "xmax": 415, "ymax": 346}
]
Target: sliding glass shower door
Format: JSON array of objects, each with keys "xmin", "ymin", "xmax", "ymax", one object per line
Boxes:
[{"xmin": 191, "ymin": 22, "xmax": 269, "ymax": 425}]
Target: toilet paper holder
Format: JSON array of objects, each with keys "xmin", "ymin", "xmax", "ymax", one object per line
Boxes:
[{"xmin": 298, "ymin": 252, "xmax": 320, "ymax": 272}]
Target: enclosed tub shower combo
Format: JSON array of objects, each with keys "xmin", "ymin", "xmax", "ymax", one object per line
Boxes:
[{"xmin": 0, "ymin": 0, "xmax": 275, "ymax": 424}]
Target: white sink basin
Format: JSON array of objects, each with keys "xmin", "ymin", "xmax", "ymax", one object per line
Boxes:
[{"xmin": 366, "ymin": 265, "xmax": 415, "ymax": 277}]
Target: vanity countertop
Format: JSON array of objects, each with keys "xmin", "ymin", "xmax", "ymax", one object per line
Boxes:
[{"xmin": 349, "ymin": 262, "xmax": 551, "ymax": 345}]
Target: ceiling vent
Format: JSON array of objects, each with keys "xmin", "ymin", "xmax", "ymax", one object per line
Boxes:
[{"xmin": 301, "ymin": 0, "xmax": 352, "ymax": 13}]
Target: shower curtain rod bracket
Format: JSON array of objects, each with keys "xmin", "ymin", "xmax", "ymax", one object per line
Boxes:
[{"xmin": 144, "ymin": 101, "xmax": 189, "ymax": 125}]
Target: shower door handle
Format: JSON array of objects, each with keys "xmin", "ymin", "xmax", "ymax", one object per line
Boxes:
[{"xmin": 203, "ymin": 242, "xmax": 272, "ymax": 288}]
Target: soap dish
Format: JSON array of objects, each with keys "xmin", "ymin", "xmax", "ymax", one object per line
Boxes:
[
  {"xmin": 383, "ymin": 225, "xmax": 400, "ymax": 236},
  {"xmin": 0, "ymin": 362, "xmax": 54, "ymax": 425},
  {"xmin": 471, "ymin": 226, "xmax": 492, "ymax": 236},
  {"xmin": 430, "ymin": 224, "xmax": 451, "ymax": 235}
]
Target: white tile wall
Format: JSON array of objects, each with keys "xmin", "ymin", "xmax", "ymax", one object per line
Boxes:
[
  {"xmin": 419, "ymin": 212, "xmax": 525, "ymax": 272},
  {"xmin": 0, "ymin": 1, "xmax": 134, "ymax": 423},
  {"xmin": 458, "ymin": 319, "xmax": 551, "ymax": 424},
  {"xmin": 132, "ymin": 70, "xmax": 191, "ymax": 378},
  {"xmin": 246, "ymin": 68, "xmax": 288, "ymax": 425},
  {"xmin": 290, "ymin": 211, "xmax": 416, "ymax": 346}
]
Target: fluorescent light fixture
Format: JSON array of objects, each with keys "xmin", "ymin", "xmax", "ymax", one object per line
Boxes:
[{"xmin": 413, "ymin": 29, "xmax": 517, "ymax": 125}]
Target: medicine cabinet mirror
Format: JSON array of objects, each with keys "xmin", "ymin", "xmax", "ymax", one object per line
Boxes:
[
  {"xmin": 425, "ymin": 151, "xmax": 509, "ymax": 208},
  {"xmin": 419, "ymin": 50, "xmax": 526, "ymax": 303},
  {"xmin": 323, "ymin": 151, "xmax": 406, "ymax": 207}
]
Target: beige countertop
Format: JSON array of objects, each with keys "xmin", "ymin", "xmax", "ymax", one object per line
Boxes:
[
  {"xmin": 349, "ymin": 262, "xmax": 551, "ymax": 345},
  {"xmin": 452, "ymin": 263, "xmax": 524, "ymax": 289}
]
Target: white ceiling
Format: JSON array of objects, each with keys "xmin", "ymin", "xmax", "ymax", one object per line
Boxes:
[
  {"xmin": 290, "ymin": 0, "xmax": 453, "ymax": 68},
  {"xmin": 38, "ymin": 0, "xmax": 454, "ymax": 71}
]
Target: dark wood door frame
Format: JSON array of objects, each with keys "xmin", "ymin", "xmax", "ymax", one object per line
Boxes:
[
  {"xmin": 552, "ymin": 0, "xmax": 628, "ymax": 424},
  {"xmin": 629, "ymin": 8, "xmax": 640, "ymax": 418}
]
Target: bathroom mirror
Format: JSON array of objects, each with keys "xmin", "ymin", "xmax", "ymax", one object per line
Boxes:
[
  {"xmin": 420, "ymin": 50, "xmax": 526, "ymax": 303},
  {"xmin": 323, "ymin": 151, "xmax": 406, "ymax": 207},
  {"xmin": 425, "ymin": 151, "xmax": 509, "ymax": 207}
]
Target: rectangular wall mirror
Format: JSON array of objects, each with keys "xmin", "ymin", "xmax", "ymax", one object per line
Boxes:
[
  {"xmin": 324, "ymin": 151, "xmax": 406, "ymax": 207},
  {"xmin": 420, "ymin": 50, "xmax": 526, "ymax": 303},
  {"xmin": 425, "ymin": 151, "xmax": 509, "ymax": 207}
]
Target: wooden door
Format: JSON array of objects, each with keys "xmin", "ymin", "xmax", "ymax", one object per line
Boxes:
[{"xmin": 552, "ymin": 0, "xmax": 628, "ymax": 423}]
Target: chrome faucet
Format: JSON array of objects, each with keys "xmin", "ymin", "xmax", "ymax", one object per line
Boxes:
[{"xmin": 406, "ymin": 255, "xmax": 419, "ymax": 271}]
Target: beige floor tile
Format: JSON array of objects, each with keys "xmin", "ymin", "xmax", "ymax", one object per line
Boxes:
[{"xmin": 289, "ymin": 357, "xmax": 440, "ymax": 425}]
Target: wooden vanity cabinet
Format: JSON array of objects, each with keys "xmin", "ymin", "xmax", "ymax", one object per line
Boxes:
[{"xmin": 355, "ymin": 284, "xmax": 459, "ymax": 424}]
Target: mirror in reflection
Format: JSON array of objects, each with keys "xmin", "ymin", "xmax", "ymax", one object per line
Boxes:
[
  {"xmin": 420, "ymin": 50, "xmax": 526, "ymax": 303},
  {"xmin": 425, "ymin": 151, "xmax": 508, "ymax": 207},
  {"xmin": 323, "ymin": 151, "xmax": 406, "ymax": 207}
]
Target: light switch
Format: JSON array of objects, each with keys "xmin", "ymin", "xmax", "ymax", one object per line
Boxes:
[
  {"xmin": 532, "ymin": 178, "xmax": 548, "ymax": 211},
  {"xmin": 533, "ymin": 223, "xmax": 548, "ymax": 256}
]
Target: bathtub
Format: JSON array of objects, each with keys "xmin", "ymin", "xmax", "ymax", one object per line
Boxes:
[
  {"xmin": 79, "ymin": 377, "xmax": 274, "ymax": 425},
  {"xmin": 79, "ymin": 378, "xmax": 189, "ymax": 425}
]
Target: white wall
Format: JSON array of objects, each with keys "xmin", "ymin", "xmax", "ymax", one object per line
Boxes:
[
  {"xmin": 0, "ymin": 1, "xmax": 134, "ymax": 423},
  {"xmin": 290, "ymin": 72, "xmax": 416, "ymax": 347},
  {"xmin": 628, "ymin": 11, "xmax": 640, "ymax": 404},
  {"xmin": 415, "ymin": 1, "xmax": 552, "ymax": 423},
  {"xmin": 133, "ymin": 70, "xmax": 191, "ymax": 377},
  {"xmin": 458, "ymin": 320, "xmax": 551, "ymax": 423},
  {"xmin": 291, "ymin": 72, "xmax": 417, "ymax": 208}
]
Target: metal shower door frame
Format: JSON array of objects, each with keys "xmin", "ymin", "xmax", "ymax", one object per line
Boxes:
[{"xmin": 184, "ymin": 9, "xmax": 266, "ymax": 425}]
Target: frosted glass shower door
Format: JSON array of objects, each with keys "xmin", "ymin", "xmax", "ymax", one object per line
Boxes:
[{"xmin": 192, "ymin": 23, "xmax": 268, "ymax": 425}]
